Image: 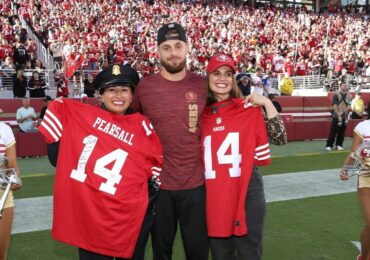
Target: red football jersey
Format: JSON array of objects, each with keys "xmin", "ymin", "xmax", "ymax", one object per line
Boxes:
[
  {"xmin": 201, "ymin": 98, "xmax": 271, "ymax": 237},
  {"xmin": 38, "ymin": 99, "xmax": 163, "ymax": 258}
]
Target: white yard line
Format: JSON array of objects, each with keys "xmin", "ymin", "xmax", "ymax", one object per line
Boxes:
[
  {"xmin": 264, "ymin": 169, "xmax": 357, "ymax": 203},
  {"xmin": 11, "ymin": 169, "xmax": 358, "ymax": 234}
]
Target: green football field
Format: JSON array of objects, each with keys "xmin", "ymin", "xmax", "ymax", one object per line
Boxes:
[{"xmin": 8, "ymin": 139, "xmax": 363, "ymax": 260}]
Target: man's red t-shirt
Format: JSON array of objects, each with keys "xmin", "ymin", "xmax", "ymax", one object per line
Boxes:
[{"xmin": 133, "ymin": 72, "xmax": 206, "ymax": 190}]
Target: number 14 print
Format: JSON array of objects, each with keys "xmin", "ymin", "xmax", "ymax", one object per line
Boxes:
[
  {"xmin": 203, "ymin": 132, "xmax": 242, "ymax": 179},
  {"xmin": 70, "ymin": 135, "xmax": 128, "ymax": 195}
]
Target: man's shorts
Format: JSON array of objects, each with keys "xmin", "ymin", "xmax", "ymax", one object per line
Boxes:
[
  {"xmin": 358, "ymin": 176, "xmax": 370, "ymax": 189},
  {"xmin": 0, "ymin": 189, "xmax": 14, "ymax": 209}
]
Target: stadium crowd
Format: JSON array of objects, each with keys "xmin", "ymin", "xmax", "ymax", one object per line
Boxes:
[{"xmin": 0, "ymin": 0, "xmax": 370, "ymax": 89}]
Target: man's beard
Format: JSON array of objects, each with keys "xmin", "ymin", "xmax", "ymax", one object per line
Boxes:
[{"xmin": 160, "ymin": 58, "xmax": 187, "ymax": 74}]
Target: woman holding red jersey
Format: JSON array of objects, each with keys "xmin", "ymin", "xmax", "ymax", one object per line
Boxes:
[{"xmin": 201, "ymin": 54, "xmax": 286, "ymax": 260}]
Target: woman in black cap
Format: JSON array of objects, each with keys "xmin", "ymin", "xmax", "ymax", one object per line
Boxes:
[{"xmin": 38, "ymin": 64, "xmax": 163, "ymax": 260}]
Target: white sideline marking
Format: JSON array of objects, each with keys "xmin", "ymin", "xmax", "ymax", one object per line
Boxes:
[
  {"xmin": 13, "ymin": 196, "xmax": 52, "ymax": 234},
  {"xmin": 264, "ymin": 169, "xmax": 357, "ymax": 203},
  {"xmin": 12, "ymin": 168, "xmax": 358, "ymax": 234},
  {"xmin": 351, "ymin": 241, "xmax": 361, "ymax": 252}
]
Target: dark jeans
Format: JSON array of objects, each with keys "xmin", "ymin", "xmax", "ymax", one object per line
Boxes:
[
  {"xmin": 351, "ymin": 113, "xmax": 362, "ymax": 119},
  {"xmin": 326, "ymin": 117, "xmax": 347, "ymax": 148},
  {"xmin": 209, "ymin": 168, "xmax": 266, "ymax": 260},
  {"xmin": 152, "ymin": 186, "xmax": 209, "ymax": 260},
  {"xmin": 78, "ymin": 248, "xmax": 126, "ymax": 260}
]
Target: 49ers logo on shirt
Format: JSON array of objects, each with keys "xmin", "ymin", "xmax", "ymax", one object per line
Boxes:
[{"xmin": 186, "ymin": 91, "xmax": 197, "ymax": 101}]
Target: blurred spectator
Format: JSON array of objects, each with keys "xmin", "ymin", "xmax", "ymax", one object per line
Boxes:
[
  {"xmin": 16, "ymin": 97, "xmax": 37, "ymax": 132},
  {"xmin": 38, "ymin": 95, "xmax": 52, "ymax": 125},
  {"xmin": 351, "ymin": 90, "xmax": 364, "ymax": 119},
  {"xmin": 236, "ymin": 73, "xmax": 252, "ymax": 96},
  {"xmin": 12, "ymin": 68, "xmax": 27, "ymax": 98},
  {"xmin": 27, "ymin": 71, "xmax": 47, "ymax": 98},
  {"xmin": 72, "ymin": 71, "xmax": 83, "ymax": 93},
  {"xmin": 33, "ymin": 59, "xmax": 46, "ymax": 73},
  {"xmin": 251, "ymin": 67, "xmax": 266, "ymax": 96},
  {"xmin": 26, "ymin": 38, "xmax": 37, "ymax": 58},
  {"xmin": 80, "ymin": 93, "xmax": 88, "ymax": 103},
  {"xmin": 13, "ymin": 42, "xmax": 28, "ymax": 67},
  {"xmin": 279, "ymin": 72, "xmax": 294, "ymax": 96},
  {"xmin": 284, "ymin": 56, "xmax": 294, "ymax": 76},
  {"xmin": 338, "ymin": 69, "xmax": 350, "ymax": 85},
  {"xmin": 72, "ymin": 87, "xmax": 80, "ymax": 98},
  {"xmin": 2, "ymin": 57, "xmax": 14, "ymax": 69},
  {"xmin": 5, "ymin": 0, "xmax": 370, "ymax": 78},
  {"xmin": 266, "ymin": 71, "xmax": 279, "ymax": 92},
  {"xmin": 324, "ymin": 70, "xmax": 339, "ymax": 92},
  {"xmin": 325, "ymin": 82, "xmax": 352, "ymax": 151},
  {"xmin": 268, "ymin": 90, "xmax": 282, "ymax": 113},
  {"xmin": 295, "ymin": 58, "xmax": 307, "ymax": 76},
  {"xmin": 49, "ymin": 40, "xmax": 63, "ymax": 69},
  {"xmin": 54, "ymin": 70, "xmax": 69, "ymax": 98},
  {"xmin": 83, "ymin": 73, "xmax": 95, "ymax": 97}
]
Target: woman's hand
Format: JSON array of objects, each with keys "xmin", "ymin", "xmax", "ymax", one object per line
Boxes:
[
  {"xmin": 339, "ymin": 168, "xmax": 349, "ymax": 180},
  {"xmin": 244, "ymin": 93, "xmax": 270, "ymax": 107},
  {"xmin": 55, "ymin": 97, "xmax": 64, "ymax": 103},
  {"xmin": 244, "ymin": 93, "xmax": 278, "ymax": 119}
]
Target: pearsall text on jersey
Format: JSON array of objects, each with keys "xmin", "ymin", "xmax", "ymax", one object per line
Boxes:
[{"xmin": 92, "ymin": 117, "xmax": 134, "ymax": 146}]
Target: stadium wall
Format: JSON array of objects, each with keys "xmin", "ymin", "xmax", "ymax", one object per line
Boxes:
[{"xmin": 1, "ymin": 95, "xmax": 369, "ymax": 156}]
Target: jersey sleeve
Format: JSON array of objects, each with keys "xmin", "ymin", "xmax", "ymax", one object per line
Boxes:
[
  {"xmin": 254, "ymin": 111, "xmax": 272, "ymax": 166},
  {"xmin": 141, "ymin": 117, "xmax": 163, "ymax": 187},
  {"xmin": 1, "ymin": 123, "xmax": 16, "ymax": 148},
  {"xmin": 354, "ymin": 121, "xmax": 368, "ymax": 139},
  {"xmin": 16, "ymin": 108, "xmax": 22, "ymax": 120},
  {"xmin": 38, "ymin": 101, "xmax": 65, "ymax": 144}
]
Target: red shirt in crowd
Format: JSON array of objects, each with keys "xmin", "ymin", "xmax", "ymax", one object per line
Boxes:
[
  {"xmin": 284, "ymin": 60, "xmax": 294, "ymax": 76},
  {"xmin": 295, "ymin": 61, "xmax": 307, "ymax": 76}
]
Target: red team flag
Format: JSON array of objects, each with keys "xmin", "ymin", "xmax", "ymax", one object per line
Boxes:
[{"xmin": 64, "ymin": 54, "xmax": 85, "ymax": 79}]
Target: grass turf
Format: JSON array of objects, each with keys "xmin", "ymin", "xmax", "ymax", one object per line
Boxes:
[
  {"xmin": 14, "ymin": 151, "xmax": 348, "ymax": 199},
  {"xmin": 9, "ymin": 192, "xmax": 362, "ymax": 260},
  {"xmin": 9, "ymin": 139, "xmax": 358, "ymax": 259}
]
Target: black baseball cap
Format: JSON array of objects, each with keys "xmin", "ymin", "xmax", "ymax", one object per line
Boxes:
[
  {"xmin": 157, "ymin": 23, "xmax": 187, "ymax": 46},
  {"xmin": 93, "ymin": 64, "xmax": 140, "ymax": 92}
]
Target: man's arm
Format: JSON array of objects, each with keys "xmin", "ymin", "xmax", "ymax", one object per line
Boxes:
[{"xmin": 47, "ymin": 142, "xmax": 59, "ymax": 167}]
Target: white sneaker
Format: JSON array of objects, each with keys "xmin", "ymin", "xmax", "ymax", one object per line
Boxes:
[
  {"xmin": 325, "ymin": 147, "xmax": 332, "ymax": 151},
  {"xmin": 336, "ymin": 146, "xmax": 344, "ymax": 151}
]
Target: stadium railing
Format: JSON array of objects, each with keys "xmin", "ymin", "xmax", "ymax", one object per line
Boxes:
[
  {"xmin": 0, "ymin": 69, "xmax": 99, "ymax": 97},
  {"xmin": 0, "ymin": 69, "xmax": 326, "ymax": 91},
  {"xmin": 2, "ymin": 68, "xmax": 369, "ymax": 98}
]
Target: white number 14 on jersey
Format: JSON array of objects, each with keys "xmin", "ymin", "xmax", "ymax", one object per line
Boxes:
[
  {"xmin": 203, "ymin": 132, "xmax": 242, "ymax": 179},
  {"xmin": 70, "ymin": 135, "xmax": 128, "ymax": 195}
]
